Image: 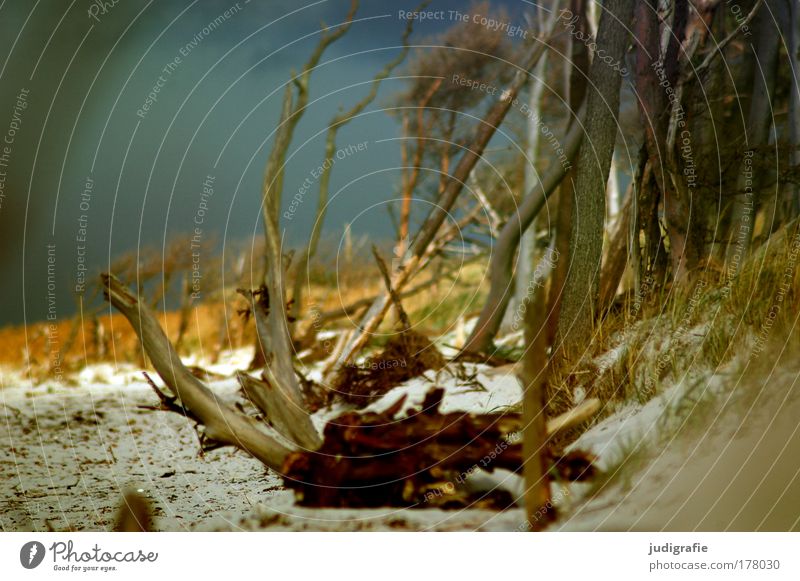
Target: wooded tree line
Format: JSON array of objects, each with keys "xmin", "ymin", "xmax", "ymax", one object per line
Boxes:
[{"xmin": 102, "ymin": 0, "xmax": 799, "ymax": 524}]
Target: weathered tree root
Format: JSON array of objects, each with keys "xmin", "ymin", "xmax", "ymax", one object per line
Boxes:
[
  {"xmin": 237, "ymin": 286, "xmax": 321, "ymax": 449},
  {"xmin": 102, "ymin": 273, "xmax": 294, "ymax": 471}
]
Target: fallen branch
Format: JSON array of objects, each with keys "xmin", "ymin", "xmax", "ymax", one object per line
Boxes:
[
  {"xmin": 102, "ymin": 274, "xmax": 293, "ymax": 471},
  {"xmin": 237, "ymin": 287, "xmax": 321, "ymax": 449},
  {"xmin": 546, "ymin": 397, "xmax": 601, "ymax": 436}
]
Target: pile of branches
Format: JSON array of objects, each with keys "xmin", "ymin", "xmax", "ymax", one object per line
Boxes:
[
  {"xmin": 330, "ymin": 329, "xmax": 446, "ymax": 406},
  {"xmin": 283, "ymin": 387, "xmax": 595, "ymax": 509}
]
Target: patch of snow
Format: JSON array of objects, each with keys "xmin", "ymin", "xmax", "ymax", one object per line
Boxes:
[
  {"xmin": 435, "ymin": 316, "xmax": 478, "ymax": 357},
  {"xmin": 364, "ymin": 363, "xmax": 523, "ymax": 417},
  {"xmin": 77, "ymin": 362, "xmax": 142, "ymax": 386},
  {"xmin": 568, "ymin": 382, "xmax": 689, "ymax": 470},
  {"xmin": 594, "ymin": 343, "xmax": 626, "ymax": 375}
]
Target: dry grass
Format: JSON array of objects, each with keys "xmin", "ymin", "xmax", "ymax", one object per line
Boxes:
[
  {"xmin": 581, "ymin": 221, "xmax": 800, "ymax": 409},
  {"xmin": 1, "ymin": 256, "xmax": 491, "ymax": 383}
]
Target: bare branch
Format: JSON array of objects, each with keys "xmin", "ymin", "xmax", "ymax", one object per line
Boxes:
[
  {"xmin": 372, "ymin": 245, "xmax": 411, "ymax": 331},
  {"xmin": 331, "ymin": 39, "xmax": 554, "ymax": 372},
  {"xmin": 237, "ymin": 287, "xmax": 321, "ymax": 449},
  {"xmin": 291, "ymin": 6, "xmax": 420, "ymax": 324},
  {"xmin": 101, "ymin": 274, "xmax": 293, "ymax": 472},
  {"xmin": 691, "ymin": 0, "xmax": 764, "ymax": 80}
]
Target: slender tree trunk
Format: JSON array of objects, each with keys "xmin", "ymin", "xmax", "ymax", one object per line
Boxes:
[
  {"xmin": 633, "ymin": 0, "xmax": 673, "ymax": 286},
  {"xmin": 788, "ymin": 0, "xmax": 800, "ymax": 218},
  {"xmin": 460, "ymin": 121, "xmax": 584, "ymax": 354},
  {"xmin": 555, "ymin": 0, "xmax": 634, "ymax": 359},
  {"xmin": 520, "ymin": 254, "xmax": 550, "ymax": 529},
  {"xmin": 726, "ymin": 0, "xmax": 780, "ymax": 267},
  {"xmin": 545, "ymin": 0, "xmax": 588, "ymax": 345},
  {"xmin": 509, "ymin": 10, "xmax": 552, "ymax": 331},
  {"xmin": 250, "ymin": 2, "xmax": 358, "ymax": 368},
  {"xmin": 174, "ymin": 273, "xmax": 194, "ymax": 353},
  {"xmin": 599, "ymin": 183, "xmax": 633, "ymax": 311}
]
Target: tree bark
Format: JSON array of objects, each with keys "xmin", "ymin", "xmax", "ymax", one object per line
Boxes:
[
  {"xmin": 788, "ymin": 0, "xmax": 800, "ymax": 218},
  {"xmin": 251, "ymin": 1, "xmax": 358, "ymax": 368},
  {"xmin": 510, "ymin": 2, "xmax": 555, "ymax": 331},
  {"xmin": 239, "ymin": 287, "xmax": 321, "ymax": 449},
  {"xmin": 545, "ymin": 0, "xmax": 589, "ymax": 345},
  {"xmin": 599, "ymin": 184, "xmax": 633, "ymax": 311},
  {"xmin": 555, "ymin": 0, "xmax": 634, "ymax": 359},
  {"xmin": 726, "ymin": 0, "xmax": 781, "ymax": 267},
  {"xmin": 520, "ymin": 246, "xmax": 551, "ymax": 529}
]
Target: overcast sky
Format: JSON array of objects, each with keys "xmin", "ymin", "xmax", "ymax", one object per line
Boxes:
[{"xmin": 0, "ymin": 0, "xmax": 537, "ymax": 326}]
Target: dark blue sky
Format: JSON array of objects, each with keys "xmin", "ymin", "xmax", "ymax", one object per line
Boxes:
[{"xmin": 0, "ymin": 0, "xmax": 538, "ymax": 326}]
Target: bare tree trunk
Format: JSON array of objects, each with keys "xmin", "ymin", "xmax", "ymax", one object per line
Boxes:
[
  {"xmin": 520, "ymin": 250, "xmax": 550, "ymax": 529},
  {"xmin": 241, "ymin": 284, "xmax": 320, "ymax": 449},
  {"xmin": 555, "ymin": 0, "xmax": 634, "ymax": 359},
  {"xmin": 788, "ymin": 0, "xmax": 800, "ymax": 218},
  {"xmin": 632, "ymin": 0, "xmax": 673, "ymax": 287},
  {"xmin": 398, "ymin": 78, "xmax": 442, "ymax": 255},
  {"xmin": 250, "ymin": 1, "xmax": 358, "ymax": 368},
  {"xmin": 599, "ymin": 185, "xmax": 633, "ymax": 311},
  {"xmin": 545, "ymin": 0, "xmax": 589, "ymax": 344},
  {"xmin": 93, "ymin": 312, "xmax": 106, "ymax": 361},
  {"xmin": 726, "ymin": 0, "xmax": 781, "ymax": 267},
  {"xmin": 174, "ymin": 272, "xmax": 194, "ymax": 353},
  {"xmin": 509, "ymin": 3, "xmax": 554, "ymax": 330}
]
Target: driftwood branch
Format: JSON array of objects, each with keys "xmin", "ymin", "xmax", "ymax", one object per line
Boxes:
[
  {"xmin": 238, "ymin": 287, "xmax": 321, "ymax": 449},
  {"xmin": 546, "ymin": 397, "xmax": 600, "ymax": 435},
  {"xmin": 372, "ymin": 245, "xmax": 412, "ymax": 331},
  {"xmin": 102, "ymin": 274, "xmax": 293, "ymax": 472},
  {"xmin": 255, "ymin": 0, "xmax": 358, "ymax": 365}
]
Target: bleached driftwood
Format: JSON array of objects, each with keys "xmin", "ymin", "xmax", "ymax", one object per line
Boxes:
[
  {"xmin": 238, "ymin": 287, "xmax": 321, "ymax": 449},
  {"xmin": 102, "ymin": 274, "xmax": 294, "ymax": 471}
]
